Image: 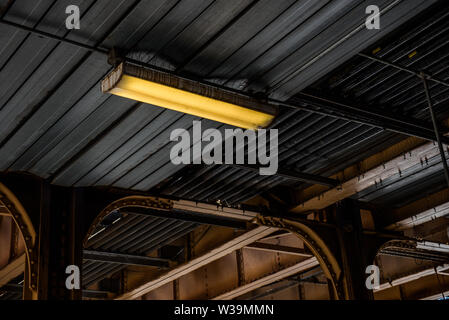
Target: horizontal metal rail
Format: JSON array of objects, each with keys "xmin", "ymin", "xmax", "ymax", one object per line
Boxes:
[
  {"xmin": 83, "ymin": 250, "xmax": 172, "ymax": 268},
  {"xmin": 358, "ymin": 53, "xmax": 449, "ymax": 88}
]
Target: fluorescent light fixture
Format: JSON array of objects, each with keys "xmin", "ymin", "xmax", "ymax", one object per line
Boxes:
[{"xmin": 101, "ymin": 63, "xmax": 277, "ymax": 130}]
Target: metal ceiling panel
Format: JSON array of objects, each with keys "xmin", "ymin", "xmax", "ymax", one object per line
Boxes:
[
  {"xmin": 0, "ymin": 0, "xmax": 444, "ymax": 203},
  {"xmin": 266, "ymin": 0, "xmax": 439, "ymax": 100}
]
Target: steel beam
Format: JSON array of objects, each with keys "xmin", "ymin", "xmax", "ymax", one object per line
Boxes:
[
  {"xmin": 83, "ymin": 250, "xmax": 171, "ymax": 268},
  {"xmin": 336, "ymin": 199, "xmax": 373, "ymax": 300},
  {"xmin": 386, "ymin": 189, "xmax": 449, "ymax": 230},
  {"xmin": 0, "ymin": 205, "xmax": 9, "ymax": 216},
  {"xmin": 116, "ymin": 226, "xmax": 276, "ymax": 300},
  {"xmin": 260, "ymin": 230, "xmax": 291, "ymax": 241},
  {"xmin": 379, "ymin": 240, "xmax": 449, "ymax": 263},
  {"xmin": 248, "ymin": 267, "xmax": 323, "ymax": 300},
  {"xmin": 122, "ymin": 207, "xmax": 248, "ymax": 230},
  {"xmin": 233, "ymin": 164, "xmax": 339, "ymax": 187},
  {"xmin": 421, "ymin": 74, "xmax": 449, "ymax": 188},
  {"xmin": 421, "ymin": 290, "xmax": 449, "ymax": 300},
  {"xmin": 380, "ymin": 248, "xmax": 449, "ymax": 263},
  {"xmin": 293, "ymin": 91, "xmax": 449, "ymax": 144},
  {"xmin": 291, "ymin": 138, "xmax": 444, "ymax": 213},
  {"xmin": 358, "ymin": 53, "xmax": 449, "ymax": 88},
  {"xmin": 245, "ymin": 242, "xmax": 311, "ymax": 257},
  {"xmin": 82, "ymin": 289, "xmax": 109, "ymax": 299},
  {"xmin": 375, "ymin": 265, "xmax": 449, "ymax": 292},
  {"xmin": 212, "ymin": 257, "xmax": 319, "ymax": 300},
  {"xmin": 172, "ymin": 200, "xmax": 258, "ymax": 222},
  {"xmin": 1, "ymin": 284, "xmax": 110, "ymax": 299},
  {"xmin": 35, "ymin": 185, "xmax": 86, "ymax": 299},
  {"xmin": 0, "ymin": 283, "xmax": 22, "ymax": 294},
  {"xmin": 0, "ymin": 254, "xmax": 25, "ymax": 287}
]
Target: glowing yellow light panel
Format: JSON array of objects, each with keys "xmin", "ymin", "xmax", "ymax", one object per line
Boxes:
[{"xmin": 101, "ymin": 63, "xmax": 276, "ymax": 130}]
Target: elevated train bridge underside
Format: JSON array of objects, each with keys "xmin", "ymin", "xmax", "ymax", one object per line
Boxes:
[{"xmin": 1, "ymin": 0, "xmax": 449, "ymax": 300}]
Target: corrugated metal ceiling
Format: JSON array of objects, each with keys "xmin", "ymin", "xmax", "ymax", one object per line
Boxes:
[
  {"xmin": 0, "ymin": 0, "xmax": 442, "ymax": 202},
  {"xmin": 158, "ymin": 0, "xmax": 449, "ymax": 205}
]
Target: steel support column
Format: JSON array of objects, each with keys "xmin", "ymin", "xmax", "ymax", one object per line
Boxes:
[
  {"xmin": 335, "ymin": 199, "xmax": 373, "ymax": 300},
  {"xmin": 37, "ymin": 185, "xmax": 84, "ymax": 300}
]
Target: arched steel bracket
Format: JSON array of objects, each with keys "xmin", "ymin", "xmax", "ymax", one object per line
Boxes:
[
  {"xmin": 83, "ymin": 195, "xmax": 173, "ymax": 247},
  {"xmin": 0, "ymin": 182, "xmax": 38, "ymax": 298},
  {"xmin": 378, "ymin": 239, "xmax": 417, "ymax": 251},
  {"xmin": 255, "ymin": 215, "xmax": 345, "ymax": 299}
]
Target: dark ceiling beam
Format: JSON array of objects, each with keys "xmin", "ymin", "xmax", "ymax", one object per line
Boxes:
[
  {"xmin": 123, "ymin": 207, "xmax": 248, "ymax": 230},
  {"xmin": 0, "ymin": 283, "xmax": 22, "ymax": 293},
  {"xmin": 0, "ymin": 18, "xmax": 109, "ymax": 55},
  {"xmin": 379, "ymin": 248, "xmax": 449, "ymax": 263},
  {"xmin": 358, "ymin": 53, "xmax": 449, "ymax": 88},
  {"xmin": 291, "ymin": 91, "xmax": 449, "ymax": 145},
  {"xmin": 379, "ymin": 240, "xmax": 449, "ymax": 263},
  {"xmin": 233, "ymin": 164, "xmax": 339, "ymax": 187},
  {"xmin": 83, "ymin": 250, "xmax": 171, "ymax": 268},
  {"xmin": 1, "ymin": 283, "xmax": 110, "ymax": 299},
  {"xmin": 82, "ymin": 289, "xmax": 110, "ymax": 299}
]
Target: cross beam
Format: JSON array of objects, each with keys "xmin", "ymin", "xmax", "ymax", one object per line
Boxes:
[
  {"xmin": 293, "ymin": 91, "xmax": 449, "ymax": 144},
  {"xmin": 245, "ymin": 242, "xmax": 311, "ymax": 257},
  {"xmin": 83, "ymin": 250, "xmax": 172, "ymax": 268}
]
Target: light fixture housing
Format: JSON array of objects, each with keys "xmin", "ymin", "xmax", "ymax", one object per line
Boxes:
[{"xmin": 101, "ymin": 63, "xmax": 277, "ymax": 130}]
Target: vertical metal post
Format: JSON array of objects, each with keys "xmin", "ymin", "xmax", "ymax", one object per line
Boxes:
[
  {"xmin": 236, "ymin": 249, "xmax": 246, "ymax": 287},
  {"xmin": 173, "ymin": 279, "xmax": 180, "ymax": 300},
  {"xmin": 335, "ymin": 199, "xmax": 374, "ymax": 300},
  {"xmin": 37, "ymin": 184, "xmax": 84, "ymax": 299},
  {"xmin": 421, "ymin": 74, "xmax": 449, "ymax": 189}
]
